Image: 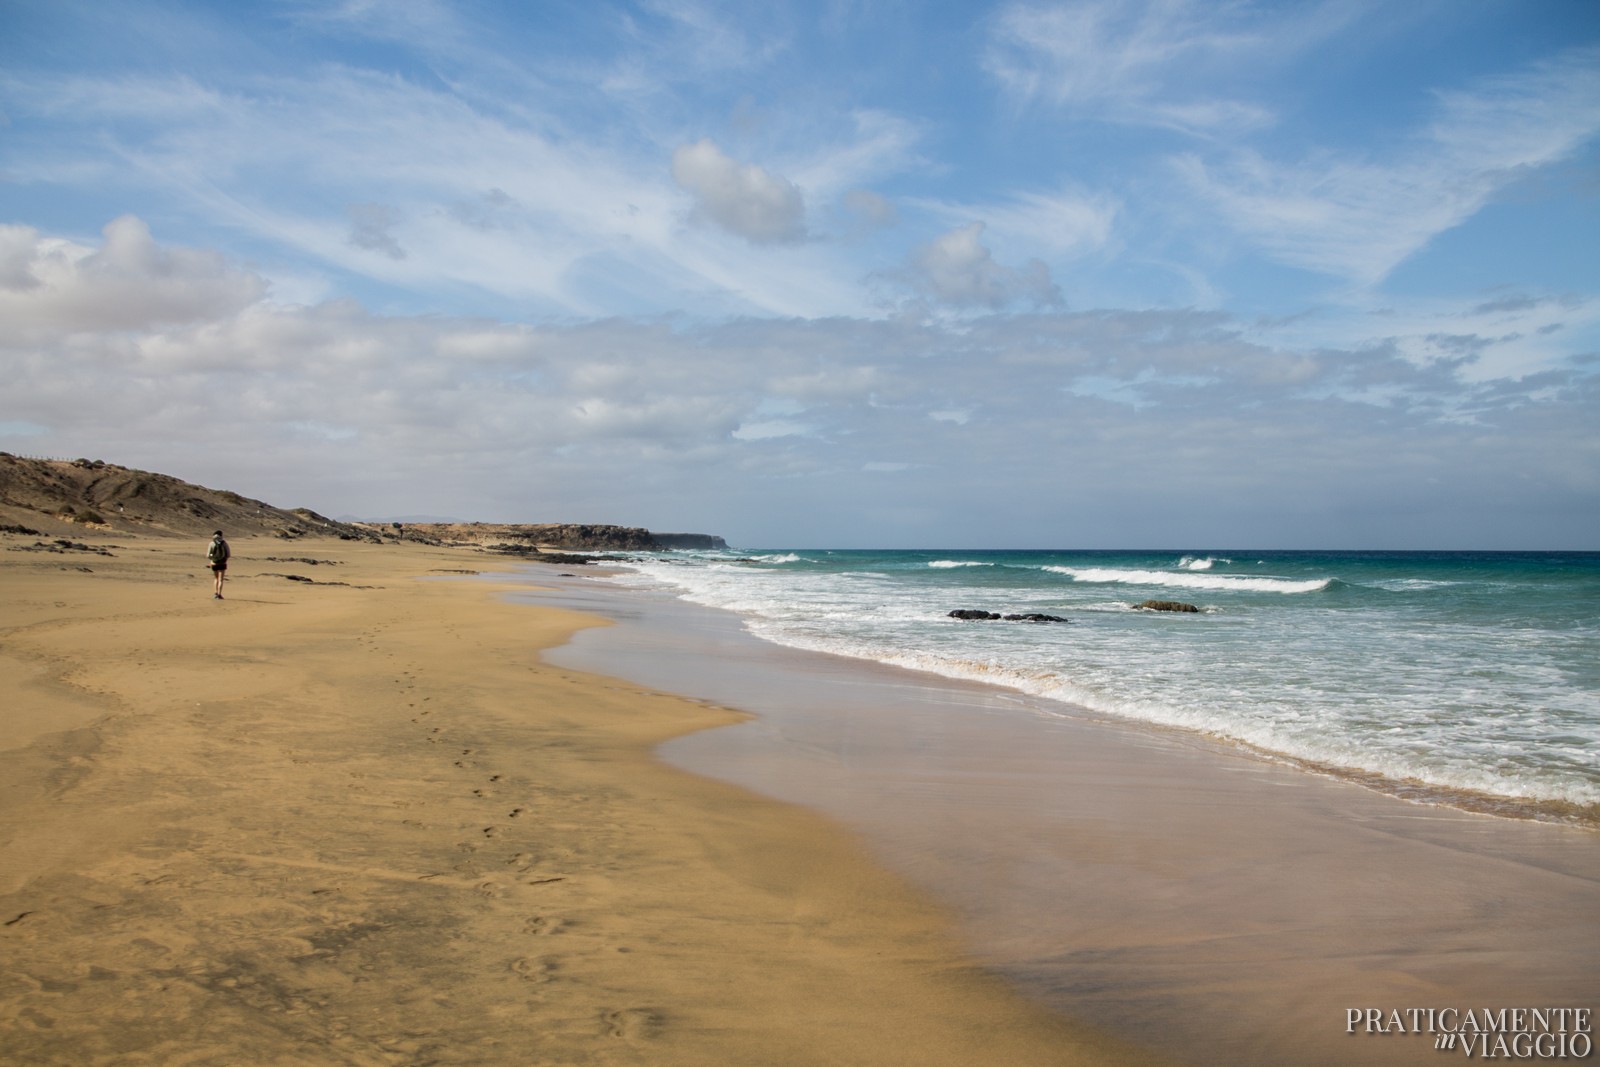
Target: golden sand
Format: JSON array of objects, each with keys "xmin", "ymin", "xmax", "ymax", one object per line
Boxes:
[{"xmin": 0, "ymin": 533, "xmax": 1163, "ymax": 1066}]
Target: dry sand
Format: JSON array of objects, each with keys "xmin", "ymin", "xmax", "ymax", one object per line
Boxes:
[{"xmin": 0, "ymin": 532, "xmax": 1165, "ymax": 1066}]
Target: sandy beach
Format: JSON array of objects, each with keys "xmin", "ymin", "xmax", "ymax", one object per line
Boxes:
[{"xmin": 0, "ymin": 530, "xmax": 1162, "ymax": 1066}]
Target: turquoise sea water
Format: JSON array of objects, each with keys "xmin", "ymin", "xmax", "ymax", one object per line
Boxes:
[{"xmin": 605, "ymin": 550, "xmax": 1600, "ymax": 821}]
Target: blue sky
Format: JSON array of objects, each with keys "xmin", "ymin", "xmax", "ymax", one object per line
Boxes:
[{"xmin": 2, "ymin": 0, "xmax": 1597, "ymax": 547}]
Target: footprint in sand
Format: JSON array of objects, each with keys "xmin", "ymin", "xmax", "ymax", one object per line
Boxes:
[
  {"xmin": 522, "ymin": 915, "xmax": 567, "ymax": 936},
  {"xmin": 603, "ymin": 1008, "xmax": 661, "ymax": 1040},
  {"xmin": 510, "ymin": 956, "xmax": 553, "ymax": 983}
]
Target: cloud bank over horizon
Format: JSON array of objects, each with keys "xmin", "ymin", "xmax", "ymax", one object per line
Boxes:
[{"xmin": 1, "ymin": 1, "xmax": 1597, "ymax": 548}]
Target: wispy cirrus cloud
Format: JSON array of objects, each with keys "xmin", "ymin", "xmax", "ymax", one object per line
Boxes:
[
  {"xmin": 982, "ymin": 0, "xmax": 1354, "ymax": 136},
  {"xmin": 1176, "ymin": 45, "xmax": 1600, "ymax": 286},
  {"xmin": 7, "ymin": 61, "xmax": 911, "ymax": 318}
]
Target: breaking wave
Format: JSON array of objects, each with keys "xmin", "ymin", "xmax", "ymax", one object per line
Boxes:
[{"xmin": 1044, "ymin": 566, "xmax": 1334, "ymax": 594}]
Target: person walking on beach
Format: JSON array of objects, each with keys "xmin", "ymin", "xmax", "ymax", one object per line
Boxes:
[{"xmin": 207, "ymin": 530, "xmax": 230, "ymax": 599}]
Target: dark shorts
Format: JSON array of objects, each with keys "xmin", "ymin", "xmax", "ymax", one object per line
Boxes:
[{"xmin": 211, "ymin": 562, "xmax": 227, "ymax": 572}]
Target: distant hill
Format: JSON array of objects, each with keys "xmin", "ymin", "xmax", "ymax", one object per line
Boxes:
[
  {"xmin": 0, "ymin": 454, "xmax": 729, "ymax": 552},
  {"xmin": 395, "ymin": 523, "xmax": 728, "ymax": 552},
  {"xmin": 0, "ymin": 454, "xmax": 379, "ymax": 541}
]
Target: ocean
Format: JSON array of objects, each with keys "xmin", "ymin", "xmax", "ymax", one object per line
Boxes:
[{"xmin": 600, "ymin": 549, "xmax": 1600, "ymax": 824}]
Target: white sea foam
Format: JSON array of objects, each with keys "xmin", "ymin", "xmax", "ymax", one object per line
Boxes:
[
  {"xmin": 1373, "ymin": 578, "xmax": 1459, "ymax": 591},
  {"xmin": 1044, "ymin": 566, "xmax": 1332, "ymax": 594},
  {"xmin": 929, "ymin": 560, "xmax": 993, "ymax": 568},
  {"xmin": 602, "ymin": 551, "xmax": 1600, "ymax": 812},
  {"xmin": 738, "ymin": 622, "xmax": 1600, "ymax": 809},
  {"xmin": 1177, "ymin": 555, "xmax": 1231, "ymax": 570},
  {"xmin": 751, "ymin": 553, "xmax": 803, "ymax": 564}
]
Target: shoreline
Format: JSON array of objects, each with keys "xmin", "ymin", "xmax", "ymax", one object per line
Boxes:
[
  {"xmin": 529, "ymin": 566, "xmax": 1600, "ymax": 1067},
  {"xmin": 602, "ymin": 548, "xmax": 1600, "ymax": 830},
  {"xmin": 0, "ymin": 533, "xmax": 1163, "ymax": 1065}
]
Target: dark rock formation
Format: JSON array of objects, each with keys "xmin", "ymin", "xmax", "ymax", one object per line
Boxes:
[
  {"xmin": 948, "ymin": 609, "xmax": 1068, "ymax": 623},
  {"xmin": 1134, "ymin": 599, "xmax": 1200, "ymax": 613},
  {"xmin": 260, "ymin": 573, "xmax": 361, "ymax": 587},
  {"xmin": 482, "ymin": 543, "xmax": 610, "ymax": 565},
  {"xmin": 1003, "ymin": 613, "xmax": 1069, "ymax": 623},
  {"xmin": 10, "ymin": 539, "xmax": 116, "ymax": 556}
]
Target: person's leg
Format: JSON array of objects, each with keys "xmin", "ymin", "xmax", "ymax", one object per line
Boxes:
[{"xmin": 213, "ymin": 566, "xmax": 225, "ymax": 598}]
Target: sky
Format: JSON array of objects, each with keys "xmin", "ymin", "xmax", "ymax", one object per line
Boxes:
[{"xmin": 1, "ymin": 0, "xmax": 1598, "ymax": 549}]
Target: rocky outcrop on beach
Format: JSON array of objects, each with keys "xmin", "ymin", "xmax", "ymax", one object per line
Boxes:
[
  {"xmin": 948, "ymin": 610, "xmax": 1069, "ymax": 623},
  {"xmin": 479, "ymin": 543, "xmax": 612, "ymax": 566},
  {"xmin": 1133, "ymin": 599, "xmax": 1200, "ymax": 613}
]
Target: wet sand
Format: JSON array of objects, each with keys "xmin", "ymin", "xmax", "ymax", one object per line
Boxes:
[
  {"xmin": 0, "ymin": 533, "xmax": 1161, "ymax": 1066},
  {"xmin": 533, "ymin": 570, "xmax": 1600, "ymax": 1067}
]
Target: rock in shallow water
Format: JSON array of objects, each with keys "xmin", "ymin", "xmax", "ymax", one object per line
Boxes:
[{"xmin": 1133, "ymin": 599, "xmax": 1200, "ymax": 613}]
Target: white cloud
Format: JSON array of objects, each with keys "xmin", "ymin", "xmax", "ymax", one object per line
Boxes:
[
  {"xmin": 902, "ymin": 223, "xmax": 1062, "ymax": 309},
  {"xmin": 671, "ymin": 139, "xmax": 808, "ymax": 244},
  {"xmin": 0, "ymin": 217, "xmax": 265, "ymax": 338}
]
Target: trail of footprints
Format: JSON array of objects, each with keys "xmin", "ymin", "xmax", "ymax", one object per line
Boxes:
[{"xmin": 407, "ymin": 691, "xmax": 660, "ymax": 1044}]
